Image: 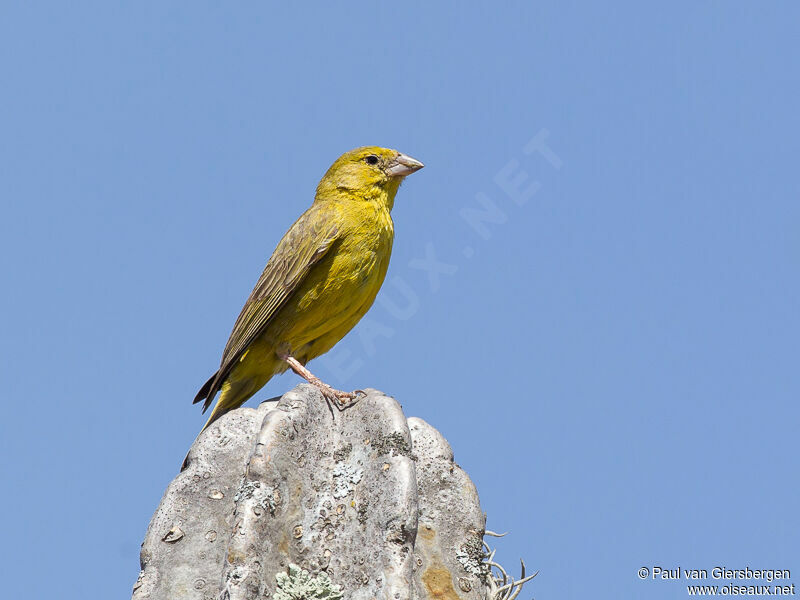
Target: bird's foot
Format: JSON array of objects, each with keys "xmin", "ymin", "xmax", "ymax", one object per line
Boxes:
[
  {"xmin": 279, "ymin": 353, "xmax": 364, "ymax": 411},
  {"xmin": 317, "ymin": 384, "xmax": 364, "ymax": 411},
  {"xmin": 337, "ymin": 388, "xmax": 366, "ymax": 410}
]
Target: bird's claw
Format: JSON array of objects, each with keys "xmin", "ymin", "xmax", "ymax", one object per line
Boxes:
[
  {"xmin": 317, "ymin": 386, "xmax": 364, "ymax": 411},
  {"xmin": 338, "ymin": 389, "xmax": 366, "ymax": 409}
]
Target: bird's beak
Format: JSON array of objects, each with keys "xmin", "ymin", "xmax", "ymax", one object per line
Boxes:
[{"xmin": 386, "ymin": 153, "xmax": 425, "ymax": 177}]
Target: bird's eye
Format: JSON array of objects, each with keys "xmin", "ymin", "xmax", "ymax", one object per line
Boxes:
[{"xmin": 364, "ymin": 155, "xmax": 379, "ymax": 165}]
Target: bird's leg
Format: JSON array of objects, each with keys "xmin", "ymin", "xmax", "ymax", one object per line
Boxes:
[{"xmin": 280, "ymin": 354, "xmax": 357, "ymax": 409}]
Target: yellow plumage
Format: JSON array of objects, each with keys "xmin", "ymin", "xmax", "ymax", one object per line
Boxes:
[{"xmin": 193, "ymin": 146, "xmax": 423, "ymax": 431}]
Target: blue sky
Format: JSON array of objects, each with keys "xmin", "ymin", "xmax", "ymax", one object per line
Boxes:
[{"xmin": 1, "ymin": 3, "xmax": 798, "ymax": 598}]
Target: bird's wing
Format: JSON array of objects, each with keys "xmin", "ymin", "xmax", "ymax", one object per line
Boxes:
[{"xmin": 200, "ymin": 204, "xmax": 339, "ymax": 409}]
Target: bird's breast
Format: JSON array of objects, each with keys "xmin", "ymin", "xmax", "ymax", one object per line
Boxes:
[{"xmin": 278, "ymin": 204, "xmax": 394, "ymax": 347}]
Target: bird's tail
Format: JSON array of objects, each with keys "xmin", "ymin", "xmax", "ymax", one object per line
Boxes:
[
  {"xmin": 193, "ymin": 369, "xmax": 237, "ymax": 432},
  {"xmin": 199, "ymin": 382, "xmax": 232, "ymax": 433},
  {"xmin": 184, "ymin": 371, "xmax": 265, "ymax": 470},
  {"xmin": 193, "ymin": 370, "xmax": 220, "ymax": 410},
  {"xmin": 182, "ymin": 378, "xmax": 238, "ymax": 470},
  {"xmin": 198, "ymin": 377, "xmax": 262, "ymax": 433}
]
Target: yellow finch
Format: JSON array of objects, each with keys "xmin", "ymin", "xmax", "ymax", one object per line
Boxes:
[{"xmin": 193, "ymin": 146, "xmax": 424, "ymax": 432}]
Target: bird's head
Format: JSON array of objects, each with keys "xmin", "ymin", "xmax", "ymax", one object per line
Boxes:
[{"xmin": 315, "ymin": 146, "xmax": 424, "ymax": 209}]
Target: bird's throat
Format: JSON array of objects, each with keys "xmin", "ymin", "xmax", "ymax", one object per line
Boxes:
[{"xmin": 333, "ymin": 180, "xmax": 400, "ymax": 212}]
